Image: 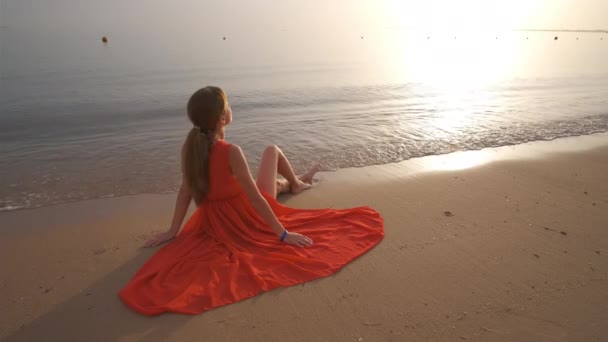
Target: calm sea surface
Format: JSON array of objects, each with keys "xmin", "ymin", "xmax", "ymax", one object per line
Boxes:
[{"xmin": 1, "ymin": 5, "xmax": 608, "ymax": 211}]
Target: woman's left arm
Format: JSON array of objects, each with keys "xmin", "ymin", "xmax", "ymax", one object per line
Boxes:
[
  {"xmin": 167, "ymin": 183, "xmax": 192, "ymax": 236},
  {"xmin": 143, "ymin": 143, "xmax": 192, "ymax": 247},
  {"xmin": 142, "ymin": 182, "xmax": 191, "ymax": 247}
]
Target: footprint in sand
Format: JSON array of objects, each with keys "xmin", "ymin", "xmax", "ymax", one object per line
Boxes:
[{"xmin": 93, "ymin": 247, "xmax": 107, "ymax": 255}]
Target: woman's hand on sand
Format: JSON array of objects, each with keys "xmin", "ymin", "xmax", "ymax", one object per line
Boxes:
[
  {"xmin": 143, "ymin": 231, "xmax": 176, "ymax": 248},
  {"xmin": 283, "ymin": 232, "xmax": 313, "ymax": 247}
]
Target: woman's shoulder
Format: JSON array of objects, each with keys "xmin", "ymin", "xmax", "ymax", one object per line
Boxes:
[
  {"xmin": 219, "ymin": 141, "xmax": 247, "ymax": 164},
  {"xmin": 214, "ymin": 140, "xmax": 242, "ymax": 158},
  {"xmin": 214, "ymin": 139, "xmax": 235, "ymax": 150},
  {"xmin": 216, "ymin": 141, "xmax": 247, "ymax": 174},
  {"xmin": 224, "ymin": 141, "xmax": 243, "ymax": 157}
]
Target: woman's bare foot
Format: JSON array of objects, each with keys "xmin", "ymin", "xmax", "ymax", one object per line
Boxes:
[
  {"xmin": 298, "ymin": 164, "xmax": 321, "ymax": 184},
  {"xmin": 277, "ymin": 178, "xmax": 310, "ymax": 195},
  {"xmin": 275, "ymin": 165, "xmax": 321, "ymax": 196},
  {"xmin": 290, "ymin": 164, "xmax": 321, "ymax": 194},
  {"xmin": 290, "ymin": 180, "xmax": 312, "ymax": 194}
]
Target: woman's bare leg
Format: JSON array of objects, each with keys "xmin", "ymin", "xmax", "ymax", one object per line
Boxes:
[
  {"xmin": 275, "ymin": 178, "xmax": 290, "ymax": 194},
  {"xmin": 275, "ymin": 164, "xmax": 321, "ymax": 194},
  {"xmin": 256, "ymin": 145, "xmax": 319, "ymax": 197},
  {"xmin": 256, "ymin": 145, "xmax": 280, "ymax": 198}
]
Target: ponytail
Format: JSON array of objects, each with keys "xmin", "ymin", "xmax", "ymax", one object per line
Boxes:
[
  {"xmin": 183, "ymin": 127, "xmax": 212, "ymax": 205},
  {"xmin": 183, "ymin": 86, "xmax": 227, "ymax": 205}
]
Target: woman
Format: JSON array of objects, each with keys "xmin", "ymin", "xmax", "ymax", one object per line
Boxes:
[{"xmin": 119, "ymin": 86, "xmax": 384, "ymax": 315}]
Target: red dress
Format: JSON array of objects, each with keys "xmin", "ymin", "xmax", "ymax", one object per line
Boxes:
[{"xmin": 119, "ymin": 140, "xmax": 384, "ymax": 315}]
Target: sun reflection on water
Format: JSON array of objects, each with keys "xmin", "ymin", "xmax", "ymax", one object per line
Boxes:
[
  {"xmin": 419, "ymin": 149, "xmax": 494, "ymax": 171},
  {"xmin": 379, "ymin": 30, "xmax": 522, "ymax": 139}
]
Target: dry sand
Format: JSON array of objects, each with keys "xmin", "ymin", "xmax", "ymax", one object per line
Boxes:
[{"xmin": 1, "ymin": 134, "xmax": 607, "ymax": 342}]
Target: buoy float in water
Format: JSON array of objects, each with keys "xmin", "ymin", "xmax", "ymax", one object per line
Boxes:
[{"xmin": 102, "ymin": 36, "xmax": 108, "ymax": 43}]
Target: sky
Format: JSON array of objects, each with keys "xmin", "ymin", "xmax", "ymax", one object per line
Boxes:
[
  {"xmin": 2, "ymin": 0, "xmax": 607, "ymax": 82},
  {"xmin": 2, "ymin": 0, "xmax": 607, "ymax": 35},
  {"xmin": 374, "ymin": 0, "xmax": 608, "ymax": 32}
]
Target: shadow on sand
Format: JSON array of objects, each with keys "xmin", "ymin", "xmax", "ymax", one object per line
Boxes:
[
  {"xmin": 5, "ymin": 249, "xmax": 191, "ymax": 342},
  {"xmin": 5, "ymin": 195, "xmax": 302, "ymax": 341}
]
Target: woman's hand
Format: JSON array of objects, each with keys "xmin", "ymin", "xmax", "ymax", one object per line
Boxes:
[
  {"xmin": 143, "ymin": 231, "xmax": 177, "ymax": 248},
  {"xmin": 283, "ymin": 232, "xmax": 313, "ymax": 247}
]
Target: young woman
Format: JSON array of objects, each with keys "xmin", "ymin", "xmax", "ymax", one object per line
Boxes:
[{"xmin": 119, "ymin": 86, "xmax": 384, "ymax": 315}]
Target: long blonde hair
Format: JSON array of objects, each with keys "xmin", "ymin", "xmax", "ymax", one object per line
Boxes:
[{"xmin": 183, "ymin": 86, "xmax": 228, "ymax": 205}]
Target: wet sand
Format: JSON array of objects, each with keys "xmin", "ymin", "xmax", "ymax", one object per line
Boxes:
[{"xmin": 1, "ymin": 134, "xmax": 607, "ymax": 341}]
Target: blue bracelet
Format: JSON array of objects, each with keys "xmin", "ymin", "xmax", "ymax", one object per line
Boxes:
[{"xmin": 280, "ymin": 230, "xmax": 288, "ymax": 242}]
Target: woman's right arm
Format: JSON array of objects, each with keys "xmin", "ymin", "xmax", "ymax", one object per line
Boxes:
[{"xmin": 229, "ymin": 145, "xmax": 313, "ymax": 247}]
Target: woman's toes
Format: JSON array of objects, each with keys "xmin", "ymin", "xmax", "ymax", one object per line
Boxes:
[
  {"xmin": 290, "ymin": 180, "xmax": 311, "ymax": 194},
  {"xmin": 299, "ymin": 164, "xmax": 321, "ymax": 184}
]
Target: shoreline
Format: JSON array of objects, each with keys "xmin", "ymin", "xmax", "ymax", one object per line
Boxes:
[
  {"xmin": 2, "ymin": 132, "xmax": 607, "ymax": 215},
  {"xmin": 1, "ymin": 133, "xmax": 607, "ymax": 341}
]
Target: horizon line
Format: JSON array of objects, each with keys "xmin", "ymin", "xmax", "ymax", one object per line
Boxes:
[{"xmin": 515, "ymin": 29, "xmax": 608, "ymax": 33}]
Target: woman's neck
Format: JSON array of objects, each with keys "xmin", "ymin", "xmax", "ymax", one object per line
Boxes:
[{"xmin": 216, "ymin": 128, "xmax": 226, "ymax": 141}]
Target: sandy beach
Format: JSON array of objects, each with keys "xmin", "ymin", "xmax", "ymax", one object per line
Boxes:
[{"xmin": 1, "ymin": 134, "xmax": 607, "ymax": 342}]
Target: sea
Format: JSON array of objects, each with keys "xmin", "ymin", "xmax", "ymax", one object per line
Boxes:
[{"xmin": 1, "ymin": 2, "xmax": 608, "ymax": 211}]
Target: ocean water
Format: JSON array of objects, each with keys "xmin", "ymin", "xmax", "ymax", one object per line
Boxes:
[{"xmin": 1, "ymin": 5, "xmax": 608, "ymax": 211}]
